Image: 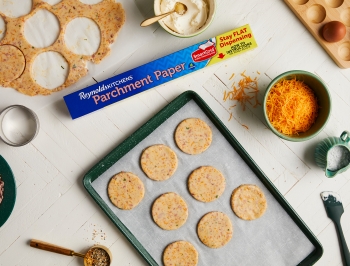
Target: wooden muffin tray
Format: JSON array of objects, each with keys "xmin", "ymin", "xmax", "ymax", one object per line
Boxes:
[{"xmin": 284, "ymin": 0, "xmax": 350, "ymax": 68}]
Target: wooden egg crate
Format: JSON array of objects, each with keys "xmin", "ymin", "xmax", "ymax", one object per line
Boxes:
[{"xmin": 284, "ymin": 0, "xmax": 350, "ymax": 68}]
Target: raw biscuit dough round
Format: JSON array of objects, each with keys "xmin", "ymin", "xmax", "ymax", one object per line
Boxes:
[
  {"xmin": 163, "ymin": 241, "xmax": 198, "ymax": 266},
  {"xmin": 108, "ymin": 172, "xmax": 145, "ymax": 210},
  {"xmin": 141, "ymin": 144, "xmax": 178, "ymax": 181},
  {"xmin": 231, "ymin": 184, "xmax": 267, "ymax": 220},
  {"xmin": 175, "ymin": 118, "xmax": 212, "ymax": 155},
  {"xmin": 152, "ymin": 192, "xmax": 188, "ymax": 230},
  {"xmin": 197, "ymin": 211, "xmax": 233, "ymax": 248},
  {"xmin": 188, "ymin": 166, "xmax": 226, "ymax": 202},
  {"xmin": 0, "ymin": 45, "xmax": 25, "ymax": 83}
]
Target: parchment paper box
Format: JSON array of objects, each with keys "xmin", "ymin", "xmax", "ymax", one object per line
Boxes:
[{"xmin": 64, "ymin": 24, "xmax": 257, "ymax": 119}]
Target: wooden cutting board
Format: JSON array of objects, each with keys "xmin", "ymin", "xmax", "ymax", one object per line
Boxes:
[{"xmin": 284, "ymin": 0, "xmax": 350, "ymax": 68}]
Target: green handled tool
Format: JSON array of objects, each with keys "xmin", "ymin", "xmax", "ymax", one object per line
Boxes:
[{"xmin": 321, "ymin": 191, "xmax": 350, "ymax": 266}]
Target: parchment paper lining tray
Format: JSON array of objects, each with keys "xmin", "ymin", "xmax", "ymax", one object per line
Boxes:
[{"xmin": 84, "ymin": 91, "xmax": 323, "ymax": 266}]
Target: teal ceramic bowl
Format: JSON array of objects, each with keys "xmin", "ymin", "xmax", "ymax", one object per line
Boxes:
[
  {"xmin": 0, "ymin": 155, "xmax": 16, "ymax": 227},
  {"xmin": 154, "ymin": 0, "xmax": 216, "ymax": 38},
  {"xmin": 263, "ymin": 70, "xmax": 332, "ymax": 142}
]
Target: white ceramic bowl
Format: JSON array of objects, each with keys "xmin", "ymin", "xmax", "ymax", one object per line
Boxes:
[{"xmin": 154, "ymin": 0, "xmax": 216, "ymax": 38}]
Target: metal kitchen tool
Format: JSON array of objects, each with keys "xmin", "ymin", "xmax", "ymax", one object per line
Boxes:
[
  {"xmin": 321, "ymin": 192, "xmax": 350, "ymax": 266},
  {"xmin": 0, "ymin": 105, "xmax": 39, "ymax": 147},
  {"xmin": 140, "ymin": 2, "xmax": 187, "ymax": 27},
  {"xmin": 30, "ymin": 240, "xmax": 112, "ymax": 266}
]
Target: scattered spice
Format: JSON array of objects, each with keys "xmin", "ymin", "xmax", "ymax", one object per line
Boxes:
[
  {"xmin": 0, "ymin": 176, "xmax": 4, "ymax": 204},
  {"xmin": 266, "ymin": 78, "xmax": 318, "ymax": 135},
  {"xmin": 92, "ymin": 225, "xmax": 107, "ymax": 241},
  {"xmin": 85, "ymin": 247, "xmax": 110, "ymax": 266},
  {"xmin": 242, "ymin": 124, "xmax": 249, "ymax": 129},
  {"xmin": 223, "ymin": 71, "xmax": 260, "ymax": 111}
]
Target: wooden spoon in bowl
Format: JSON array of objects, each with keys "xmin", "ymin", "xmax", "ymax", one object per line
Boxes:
[{"xmin": 140, "ymin": 2, "xmax": 187, "ymax": 27}]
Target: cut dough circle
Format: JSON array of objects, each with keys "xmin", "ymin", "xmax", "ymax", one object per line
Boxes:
[
  {"xmin": 152, "ymin": 192, "xmax": 188, "ymax": 230},
  {"xmin": 43, "ymin": 0, "xmax": 63, "ymax": 5},
  {"xmin": 0, "ymin": 0, "xmax": 32, "ymax": 18},
  {"xmin": 197, "ymin": 211, "xmax": 233, "ymax": 248},
  {"xmin": 24, "ymin": 9, "xmax": 60, "ymax": 49},
  {"xmin": 0, "ymin": 16, "xmax": 5, "ymax": 41},
  {"xmin": 188, "ymin": 166, "xmax": 226, "ymax": 202},
  {"xmin": 141, "ymin": 144, "xmax": 178, "ymax": 181},
  {"xmin": 231, "ymin": 184, "xmax": 267, "ymax": 220},
  {"xmin": 64, "ymin": 17, "xmax": 101, "ymax": 56},
  {"xmin": 175, "ymin": 118, "xmax": 212, "ymax": 155},
  {"xmin": 108, "ymin": 172, "xmax": 145, "ymax": 210},
  {"xmin": 31, "ymin": 51, "xmax": 69, "ymax": 90},
  {"xmin": 163, "ymin": 241, "xmax": 198, "ymax": 266},
  {"xmin": 79, "ymin": 0, "xmax": 103, "ymax": 4},
  {"xmin": 0, "ymin": 45, "xmax": 25, "ymax": 83}
]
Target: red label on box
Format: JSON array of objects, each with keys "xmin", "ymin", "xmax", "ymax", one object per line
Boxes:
[{"xmin": 191, "ymin": 41, "xmax": 217, "ymax": 62}]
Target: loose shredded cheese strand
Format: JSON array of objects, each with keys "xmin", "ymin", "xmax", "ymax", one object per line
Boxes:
[
  {"xmin": 266, "ymin": 79, "xmax": 318, "ymax": 135},
  {"xmin": 223, "ymin": 71, "xmax": 260, "ymax": 111}
]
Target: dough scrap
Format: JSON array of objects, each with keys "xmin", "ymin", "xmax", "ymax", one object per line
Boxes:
[
  {"xmin": 231, "ymin": 184, "xmax": 267, "ymax": 220},
  {"xmin": 141, "ymin": 144, "xmax": 178, "ymax": 181},
  {"xmin": 188, "ymin": 166, "xmax": 226, "ymax": 202},
  {"xmin": 197, "ymin": 211, "xmax": 233, "ymax": 248},
  {"xmin": 152, "ymin": 192, "xmax": 188, "ymax": 230},
  {"xmin": 108, "ymin": 172, "xmax": 145, "ymax": 210},
  {"xmin": 163, "ymin": 241, "xmax": 198, "ymax": 266},
  {"xmin": 0, "ymin": 0, "xmax": 125, "ymax": 95},
  {"xmin": 175, "ymin": 118, "xmax": 212, "ymax": 155}
]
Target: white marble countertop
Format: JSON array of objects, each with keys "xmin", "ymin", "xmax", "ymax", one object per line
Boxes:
[{"xmin": 1, "ymin": 0, "xmax": 350, "ymax": 265}]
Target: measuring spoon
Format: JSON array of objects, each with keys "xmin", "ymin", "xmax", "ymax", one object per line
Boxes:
[{"xmin": 30, "ymin": 239, "xmax": 112, "ymax": 266}]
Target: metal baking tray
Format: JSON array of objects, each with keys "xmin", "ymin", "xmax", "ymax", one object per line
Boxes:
[{"xmin": 83, "ymin": 91, "xmax": 323, "ymax": 265}]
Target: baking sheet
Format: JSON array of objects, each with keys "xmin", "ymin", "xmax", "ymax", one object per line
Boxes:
[
  {"xmin": 0, "ymin": 0, "xmax": 154, "ymax": 111},
  {"xmin": 91, "ymin": 100, "xmax": 315, "ymax": 266}
]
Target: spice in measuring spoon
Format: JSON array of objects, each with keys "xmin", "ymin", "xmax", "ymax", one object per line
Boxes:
[
  {"xmin": 85, "ymin": 247, "xmax": 110, "ymax": 266},
  {"xmin": 29, "ymin": 240, "xmax": 112, "ymax": 266}
]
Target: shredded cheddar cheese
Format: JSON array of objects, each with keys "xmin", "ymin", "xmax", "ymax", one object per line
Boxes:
[
  {"xmin": 223, "ymin": 71, "xmax": 260, "ymax": 111},
  {"xmin": 228, "ymin": 112, "xmax": 233, "ymax": 121},
  {"xmin": 266, "ymin": 78, "xmax": 318, "ymax": 135}
]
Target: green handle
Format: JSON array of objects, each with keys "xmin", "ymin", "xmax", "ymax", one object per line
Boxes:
[
  {"xmin": 340, "ymin": 131, "xmax": 350, "ymax": 143},
  {"xmin": 334, "ymin": 220, "xmax": 350, "ymax": 266}
]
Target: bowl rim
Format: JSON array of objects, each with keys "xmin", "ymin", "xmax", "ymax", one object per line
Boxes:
[
  {"xmin": 154, "ymin": 0, "xmax": 217, "ymax": 38},
  {"xmin": 263, "ymin": 70, "xmax": 332, "ymax": 142}
]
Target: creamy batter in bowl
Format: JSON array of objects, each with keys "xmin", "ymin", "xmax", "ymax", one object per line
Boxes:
[{"xmin": 154, "ymin": 0, "xmax": 216, "ymax": 37}]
